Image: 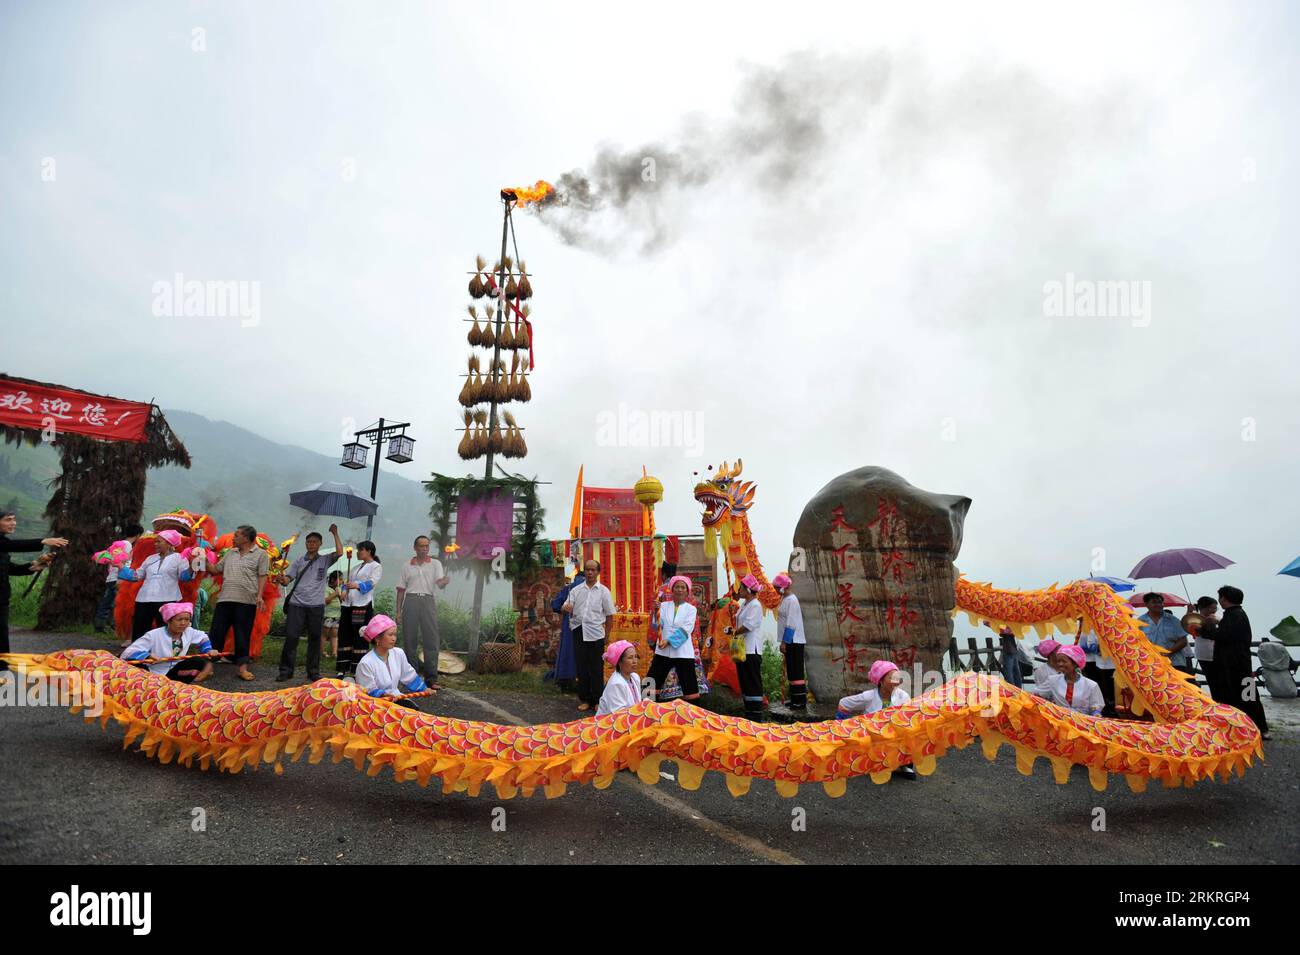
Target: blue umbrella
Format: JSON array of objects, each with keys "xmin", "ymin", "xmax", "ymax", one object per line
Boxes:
[
  {"xmin": 1088, "ymin": 575, "xmax": 1135, "ymax": 592},
  {"xmin": 289, "ymin": 481, "xmax": 377, "ymax": 519},
  {"xmin": 1278, "ymin": 556, "xmax": 1300, "ymax": 579}
]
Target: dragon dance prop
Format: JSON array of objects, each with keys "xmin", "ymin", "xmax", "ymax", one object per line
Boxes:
[{"xmin": 0, "ymin": 576, "xmax": 1262, "ymax": 798}]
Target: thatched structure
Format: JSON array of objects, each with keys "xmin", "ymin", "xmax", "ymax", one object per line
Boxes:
[{"xmin": 1, "ymin": 374, "xmax": 189, "ymax": 629}]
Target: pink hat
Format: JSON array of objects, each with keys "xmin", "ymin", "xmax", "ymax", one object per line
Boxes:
[
  {"xmin": 362, "ymin": 614, "xmax": 397, "ymax": 642},
  {"xmin": 771, "ymin": 573, "xmax": 792, "ymax": 591},
  {"xmin": 604, "ymin": 639, "xmax": 635, "ymax": 667},
  {"xmin": 667, "ymin": 575, "xmax": 693, "ymax": 595},
  {"xmin": 868, "ymin": 660, "xmax": 899, "ymax": 685},
  {"xmin": 157, "ymin": 529, "xmax": 183, "ymax": 548},
  {"xmin": 160, "ymin": 601, "xmax": 194, "ymax": 623},
  {"xmin": 740, "ymin": 574, "xmax": 763, "ymax": 592},
  {"xmin": 1056, "ymin": 644, "xmax": 1086, "ymax": 670},
  {"xmin": 1037, "ymin": 639, "xmax": 1061, "ymax": 659}
]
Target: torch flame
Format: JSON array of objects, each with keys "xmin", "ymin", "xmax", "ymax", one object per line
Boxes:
[{"xmin": 510, "ymin": 180, "xmax": 555, "ymax": 207}]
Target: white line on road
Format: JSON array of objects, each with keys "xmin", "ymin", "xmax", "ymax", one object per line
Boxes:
[{"xmin": 440, "ymin": 688, "xmax": 804, "ymax": 866}]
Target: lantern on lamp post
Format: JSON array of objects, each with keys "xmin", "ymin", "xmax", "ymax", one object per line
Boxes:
[
  {"xmin": 339, "ymin": 417, "xmax": 413, "ymax": 537},
  {"xmin": 340, "ymin": 440, "xmax": 368, "ymax": 470}
]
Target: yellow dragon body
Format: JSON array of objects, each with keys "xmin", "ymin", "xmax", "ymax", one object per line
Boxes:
[{"xmin": 1, "ymin": 464, "xmax": 1262, "ymax": 797}]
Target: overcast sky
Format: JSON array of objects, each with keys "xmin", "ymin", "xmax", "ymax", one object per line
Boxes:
[{"xmin": 3, "ymin": 1, "xmax": 1298, "ymax": 631}]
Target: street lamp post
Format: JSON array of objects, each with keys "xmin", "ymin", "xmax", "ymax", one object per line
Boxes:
[{"xmin": 339, "ymin": 417, "xmax": 414, "ymax": 538}]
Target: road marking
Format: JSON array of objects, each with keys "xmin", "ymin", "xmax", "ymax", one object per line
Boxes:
[{"xmin": 440, "ymin": 688, "xmax": 804, "ymax": 866}]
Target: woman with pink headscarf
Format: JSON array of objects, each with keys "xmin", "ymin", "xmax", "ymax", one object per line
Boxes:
[
  {"xmin": 772, "ymin": 573, "xmax": 806, "ymax": 712},
  {"xmin": 354, "ymin": 615, "xmax": 429, "ymax": 708},
  {"xmin": 836, "ymin": 660, "xmax": 917, "ymax": 779},
  {"xmin": 597, "ymin": 639, "xmax": 642, "ymax": 715},
  {"xmin": 117, "ymin": 529, "xmax": 194, "ymax": 640},
  {"xmin": 731, "ymin": 575, "xmax": 767, "ymax": 720},
  {"xmin": 1030, "ymin": 640, "xmax": 1104, "ymax": 716},
  {"xmin": 121, "ymin": 602, "xmax": 216, "ymax": 683},
  {"xmin": 646, "ymin": 575, "xmax": 701, "ymax": 704}
]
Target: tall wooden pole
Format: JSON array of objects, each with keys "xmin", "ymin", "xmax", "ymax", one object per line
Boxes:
[{"xmin": 469, "ymin": 195, "xmax": 514, "ymax": 658}]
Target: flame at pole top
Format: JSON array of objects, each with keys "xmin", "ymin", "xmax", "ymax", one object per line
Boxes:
[{"xmin": 506, "ymin": 180, "xmax": 555, "ymax": 207}]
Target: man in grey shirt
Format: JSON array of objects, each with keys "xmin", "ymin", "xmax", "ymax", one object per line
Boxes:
[
  {"xmin": 211, "ymin": 524, "xmax": 271, "ymax": 682},
  {"xmin": 276, "ymin": 523, "xmax": 344, "ymax": 683}
]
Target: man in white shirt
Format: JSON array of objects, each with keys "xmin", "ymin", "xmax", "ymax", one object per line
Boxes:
[
  {"xmin": 396, "ymin": 535, "xmax": 450, "ymax": 685},
  {"xmin": 562, "ymin": 559, "xmax": 615, "ymax": 712}
]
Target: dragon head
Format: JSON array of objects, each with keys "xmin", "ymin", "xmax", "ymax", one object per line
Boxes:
[{"xmin": 693, "ymin": 459, "xmax": 756, "ymax": 528}]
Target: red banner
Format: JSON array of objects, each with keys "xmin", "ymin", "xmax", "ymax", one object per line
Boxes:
[
  {"xmin": 580, "ymin": 486, "xmax": 643, "ymax": 539},
  {"xmin": 0, "ymin": 377, "xmax": 151, "ymax": 443}
]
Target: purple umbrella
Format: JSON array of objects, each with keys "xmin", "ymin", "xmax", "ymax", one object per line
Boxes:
[{"xmin": 1128, "ymin": 547, "xmax": 1235, "ymax": 601}]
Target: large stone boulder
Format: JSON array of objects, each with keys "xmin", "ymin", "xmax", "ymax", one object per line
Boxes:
[{"xmin": 789, "ymin": 467, "xmax": 970, "ymax": 705}]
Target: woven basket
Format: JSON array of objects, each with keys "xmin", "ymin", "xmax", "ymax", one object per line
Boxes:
[{"xmin": 476, "ymin": 640, "xmax": 524, "ymax": 674}]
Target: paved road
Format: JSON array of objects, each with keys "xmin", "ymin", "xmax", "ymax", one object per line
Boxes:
[{"xmin": 2, "ymin": 629, "xmax": 1297, "ymax": 865}]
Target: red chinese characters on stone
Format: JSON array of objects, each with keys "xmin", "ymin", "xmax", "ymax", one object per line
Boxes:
[
  {"xmin": 832, "ymin": 624, "xmax": 871, "ymax": 675},
  {"xmin": 885, "ymin": 592, "xmax": 919, "ymax": 633},
  {"xmin": 866, "ymin": 499, "xmax": 902, "ymax": 540},
  {"xmin": 827, "ymin": 505, "xmax": 857, "ymax": 533},
  {"xmin": 892, "ymin": 645, "xmax": 918, "ymax": 668},
  {"xmin": 837, "ymin": 582, "xmax": 865, "ymax": 624},
  {"xmin": 830, "ymin": 542, "xmax": 854, "ymax": 572},
  {"xmin": 880, "ymin": 548, "xmax": 915, "ymax": 583}
]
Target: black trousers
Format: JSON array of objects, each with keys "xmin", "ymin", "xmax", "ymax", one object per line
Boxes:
[
  {"xmin": 1199, "ymin": 658, "xmax": 1227, "ymax": 703},
  {"xmin": 0, "ymin": 607, "xmax": 9, "ymax": 671},
  {"xmin": 784, "ymin": 643, "xmax": 807, "ymax": 708},
  {"xmin": 737, "ymin": 652, "xmax": 765, "ymax": 719},
  {"xmin": 279, "ymin": 603, "xmax": 324, "ymax": 680},
  {"xmin": 337, "ymin": 604, "xmax": 374, "ymax": 677},
  {"xmin": 646, "ymin": 653, "xmax": 699, "ymax": 700},
  {"xmin": 94, "ymin": 581, "xmax": 118, "ymax": 630},
  {"xmin": 573, "ymin": 629, "xmax": 606, "ymax": 706},
  {"xmin": 164, "ymin": 659, "xmax": 206, "ymax": 683},
  {"xmin": 131, "ymin": 600, "xmax": 166, "ymax": 639},
  {"xmin": 209, "ymin": 601, "xmax": 256, "ymax": 666},
  {"xmin": 1220, "ymin": 661, "xmax": 1269, "ymax": 734}
]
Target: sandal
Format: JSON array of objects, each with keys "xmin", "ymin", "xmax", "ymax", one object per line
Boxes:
[{"xmin": 237, "ymin": 670, "xmax": 255, "ymax": 682}]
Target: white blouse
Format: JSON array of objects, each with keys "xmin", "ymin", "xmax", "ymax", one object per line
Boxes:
[
  {"xmin": 597, "ymin": 671, "xmax": 642, "ymax": 715},
  {"xmin": 735, "ymin": 597, "xmax": 765, "ymax": 655},
  {"xmin": 777, "ymin": 593, "xmax": 805, "ymax": 645},
  {"xmin": 1031, "ymin": 664, "xmax": 1105, "ymax": 715},
  {"xmin": 356, "ymin": 647, "xmax": 421, "ymax": 697},
  {"xmin": 135, "ymin": 552, "xmax": 188, "ymax": 603},
  {"xmin": 344, "ymin": 560, "xmax": 383, "ymax": 607},
  {"xmin": 655, "ymin": 600, "xmax": 698, "ymax": 660},
  {"xmin": 837, "ymin": 685, "xmax": 910, "ymax": 716},
  {"xmin": 121, "ymin": 625, "xmax": 213, "ymax": 675}
]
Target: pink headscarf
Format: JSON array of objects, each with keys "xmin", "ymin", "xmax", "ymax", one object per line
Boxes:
[
  {"xmin": 868, "ymin": 660, "xmax": 899, "ymax": 686},
  {"xmin": 771, "ymin": 573, "xmax": 792, "ymax": 591},
  {"xmin": 1056, "ymin": 644, "xmax": 1086, "ymax": 671},
  {"xmin": 1037, "ymin": 639, "xmax": 1061, "ymax": 660},
  {"xmin": 362, "ymin": 614, "xmax": 397, "ymax": 642},
  {"xmin": 160, "ymin": 601, "xmax": 194, "ymax": 623},
  {"xmin": 740, "ymin": 574, "xmax": 763, "ymax": 592},
  {"xmin": 157, "ymin": 529, "xmax": 183, "ymax": 548},
  {"xmin": 604, "ymin": 639, "xmax": 635, "ymax": 667},
  {"xmin": 667, "ymin": 575, "xmax": 693, "ymax": 596}
]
